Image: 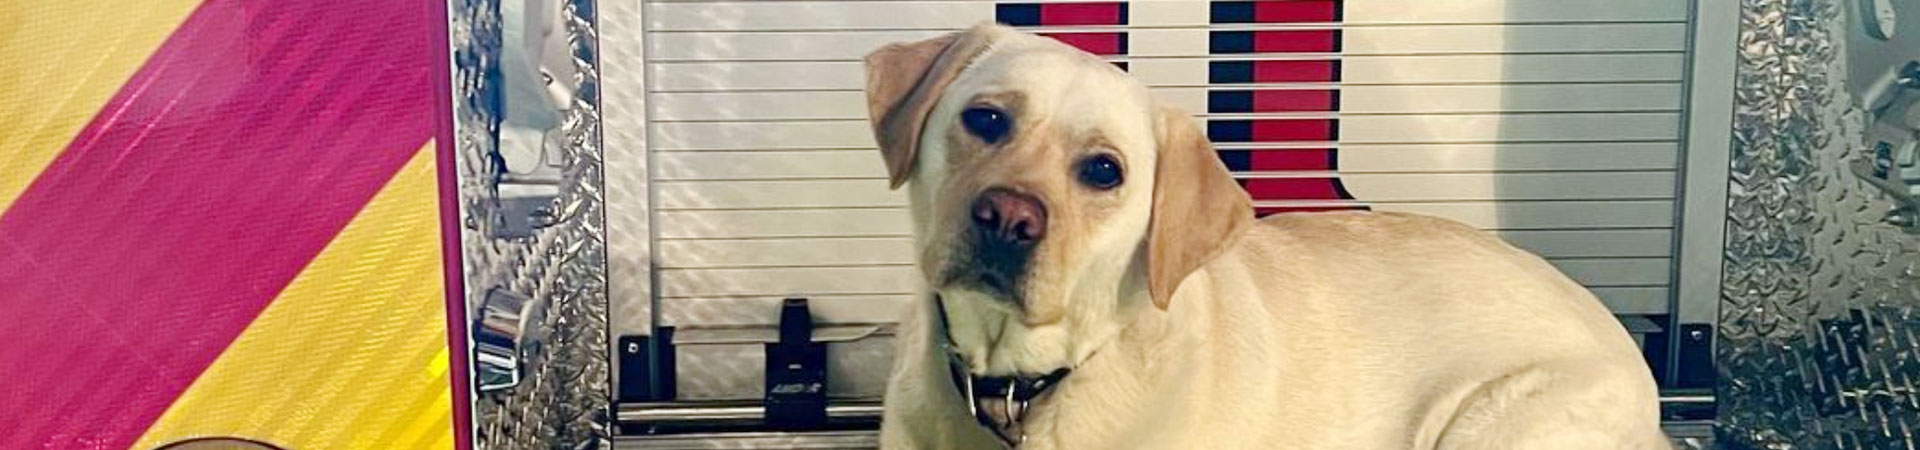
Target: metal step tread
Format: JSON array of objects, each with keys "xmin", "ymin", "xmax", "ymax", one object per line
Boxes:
[{"xmin": 615, "ymin": 394, "xmax": 1718, "ymax": 449}]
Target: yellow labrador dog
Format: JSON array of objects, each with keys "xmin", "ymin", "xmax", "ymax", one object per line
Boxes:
[{"xmin": 865, "ymin": 23, "xmax": 1668, "ymax": 450}]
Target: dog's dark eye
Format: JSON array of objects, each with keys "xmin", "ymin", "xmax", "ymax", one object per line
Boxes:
[
  {"xmin": 1077, "ymin": 154, "xmax": 1124, "ymax": 190},
  {"xmin": 960, "ymin": 107, "xmax": 1011, "ymax": 144}
]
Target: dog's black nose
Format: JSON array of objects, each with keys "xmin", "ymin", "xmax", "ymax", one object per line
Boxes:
[{"xmin": 971, "ymin": 188, "xmax": 1047, "ymax": 247}]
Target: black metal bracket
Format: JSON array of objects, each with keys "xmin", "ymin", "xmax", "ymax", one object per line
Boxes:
[
  {"xmin": 618, "ymin": 328, "xmax": 676, "ymax": 403},
  {"xmin": 1674, "ymin": 323, "xmax": 1715, "ymax": 389},
  {"xmin": 765, "ymin": 298, "xmax": 829, "ymax": 429},
  {"xmin": 1644, "ymin": 329, "xmax": 1670, "ymax": 384}
]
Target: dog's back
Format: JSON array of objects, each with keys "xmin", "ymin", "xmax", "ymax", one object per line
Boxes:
[{"xmin": 1167, "ymin": 211, "xmax": 1668, "ymax": 449}]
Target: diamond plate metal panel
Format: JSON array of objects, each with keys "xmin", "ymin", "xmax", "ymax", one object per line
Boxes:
[
  {"xmin": 1720, "ymin": 0, "xmax": 1920, "ymax": 447},
  {"xmin": 448, "ymin": 0, "xmax": 613, "ymax": 447}
]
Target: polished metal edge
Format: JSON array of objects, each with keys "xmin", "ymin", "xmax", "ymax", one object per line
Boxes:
[
  {"xmin": 613, "ymin": 431, "xmax": 880, "ymax": 450},
  {"xmin": 617, "ymin": 401, "xmax": 885, "ymax": 424},
  {"xmin": 448, "ymin": 0, "xmax": 613, "ymax": 447}
]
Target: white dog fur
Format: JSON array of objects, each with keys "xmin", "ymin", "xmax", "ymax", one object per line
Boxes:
[{"xmin": 865, "ymin": 23, "xmax": 1669, "ymax": 449}]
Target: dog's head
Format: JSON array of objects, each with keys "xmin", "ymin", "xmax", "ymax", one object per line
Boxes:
[{"xmin": 865, "ymin": 24, "xmax": 1252, "ymax": 375}]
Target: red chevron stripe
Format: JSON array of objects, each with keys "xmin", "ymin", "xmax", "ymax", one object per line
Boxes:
[
  {"xmin": 0, "ymin": 0, "xmax": 435, "ymax": 447},
  {"xmin": 1253, "ymin": 60, "xmax": 1339, "ymax": 82},
  {"xmin": 1040, "ymin": 32, "xmax": 1126, "ymax": 55},
  {"xmin": 1041, "ymin": 3, "xmax": 1125, "ymax": 25},
  {"xmin": 1254, "ymin": 90, "xmax": 1337, "ymax": 112},
  {"xmin": 1256, "ymin": 1, "xmax": 1338, "ymax": 23},
  {"xmin": 1250, "ymin": 149, "xmax": 1335, "ymax": 171},
  {"xmin": 1242, "ymin": 178, "xmax": 1343, "ymax": 200},
  {"xmin": 1254, "ymin": 30, "xmax": 1338, "ymax": 53},
  {"xmin": 1252, "ymin": 119, "xmax": 1337, "ymax": 141}
]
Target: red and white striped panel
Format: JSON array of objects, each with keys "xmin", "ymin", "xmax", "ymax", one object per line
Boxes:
[
  {"xmin": 1202, "ymin": 1, "xmax": 1359, "ymax": 216},
  {"xmin": 998, "ymin": 2, "xmax": 1131, "ymax": 69}
]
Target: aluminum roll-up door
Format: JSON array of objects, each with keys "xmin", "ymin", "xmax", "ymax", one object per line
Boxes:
[{"xmin": 610, "ymin": 0, "xmax": 1691, "ymax": 405}]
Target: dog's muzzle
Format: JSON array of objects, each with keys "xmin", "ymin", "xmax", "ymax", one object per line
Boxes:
[
  {"xmin": 935, "ymin": 295, "xmax": 1071, "ymax": 447},
  {"xmin": 961, "ymin": 188, "xmax": 1047, "ymax": 300}
]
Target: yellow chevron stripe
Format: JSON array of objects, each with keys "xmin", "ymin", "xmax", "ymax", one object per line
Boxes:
[
  {"xmin": 0, "ymin": 0, "xmax": 201, "ymax": 213},
  {"xmin": 133, "ymin": 143, "xmax": 453, "ymax": 450}
]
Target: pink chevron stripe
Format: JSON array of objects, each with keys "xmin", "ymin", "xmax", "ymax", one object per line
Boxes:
[{"xmin": 0, "ymin": 0, "xmax": 435, "ymax": 447}]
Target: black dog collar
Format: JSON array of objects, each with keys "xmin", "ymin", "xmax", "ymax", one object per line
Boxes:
[{"xmin": 934, "ymin": 295, "xmax": 1072, "ymax": 447}]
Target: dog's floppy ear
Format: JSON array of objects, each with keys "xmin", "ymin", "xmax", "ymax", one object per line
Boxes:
[
  {"xmin": 864, "ymin": 25, "xmax": 999, "ymax": 189},
  {"xmin": 1146, "ymin": 105, "xmax": 1253, "ymax": 310}
]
